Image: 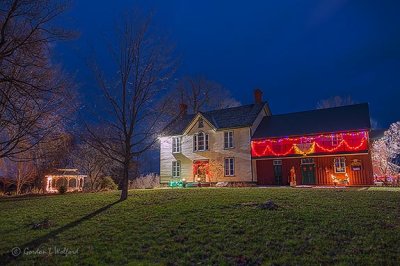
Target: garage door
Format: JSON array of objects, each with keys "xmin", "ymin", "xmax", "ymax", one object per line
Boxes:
[{"xmin": 256, "ymin": 160, "xmax": 275, "ymax": 185}]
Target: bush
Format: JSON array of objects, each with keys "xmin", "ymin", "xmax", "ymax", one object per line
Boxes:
[
  {"xmin": 99, "ymin": 176, "xmax": 118, "ymax": 191},
  {"xmin": 58, "ymin": 185, "xmax": 67, "ymax": 194},
  {"xmin": 129, "ymin": 174, "xmax": 160, "ymax": 189}
]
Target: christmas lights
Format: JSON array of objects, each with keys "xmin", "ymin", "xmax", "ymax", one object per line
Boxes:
[
  {"xmin": 252, "ymin": 131, "xmax": 368, "ymax": 157},
  {"xmin": 293, "ymin": 142, "xmax": 315, "ymax": 156},
  {"xmin": 331, "ymin": 173, "xmax": 349, "ymax": 184}
]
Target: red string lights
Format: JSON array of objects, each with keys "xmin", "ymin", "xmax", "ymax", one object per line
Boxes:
[{"xmin": 251, "ymin": 131, "xmax": 368, "ymax": 157}]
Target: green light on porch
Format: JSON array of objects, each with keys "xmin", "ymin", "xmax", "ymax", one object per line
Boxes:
[{"xmin": 168, "ymin": 180, "xmax": 184, "ymax": 188}]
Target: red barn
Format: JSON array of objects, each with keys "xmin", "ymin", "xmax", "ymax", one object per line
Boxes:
[{"xmin": 252, "ymin": 104, "xmax": 374, "ymax": 186}]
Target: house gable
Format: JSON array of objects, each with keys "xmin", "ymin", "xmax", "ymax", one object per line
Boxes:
[{"xmin": 183, "ymin": 113, "xmax": 217, "ymax": 135}]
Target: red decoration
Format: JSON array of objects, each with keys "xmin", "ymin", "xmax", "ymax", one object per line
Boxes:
[
  {"xmin": 192, "ymin": 160, "xmax": 210, "ymax": 176},
  {"xmin": 251, "ymin": 131, "xmax": 368, "ymax": 157}
]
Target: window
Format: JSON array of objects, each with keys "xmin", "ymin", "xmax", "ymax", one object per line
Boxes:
[
  {"xmin": 172, "ymin": 161, "xmax": 181, "ymax": 178},
  {"xmin": 331, "ymin": 134, "xmax": 343, "ymax": 146},
  {"xmin": 193, "ymin": 132, "xmax": 209, "ymax": 151},
  {"xmin": 273, "ymin": 160, "xmax": 282, "ymax": 165},
  {"xmin": 172, "ymin": 137, "xmax": 181, "ymax": 153},
  {"xmin": 301, "ymin": 158, "xmax": 315, "ymax": 165},
  {"xmin": 224, "ymin": 158, "xmax": 235, "ymax": 176},
  {"xmin": 224, "ymin": 131, "xmax": 234, "ymax": 149},
  {"xmin": 334, "ymin": 157, "xmax": 346, "ymax": 173},
  {"xmin": 198, "ymin": 118, "xmax": 204, "ymax": 128}
]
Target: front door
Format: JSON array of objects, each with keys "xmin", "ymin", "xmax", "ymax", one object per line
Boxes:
[
  {"xmin": 194, "ymin": 160, "xmax": 209, "ymax": 182},
  {"xmin": 197, "ymin": 165, "xmax": 207, "ymax": 182},
  {"xmin": 301, "ymin": 164, "xmax": 316, "ymax": 185},
  {"xmin": 273, "ymin": 160, "xmax": 282, "ymax": 185}
]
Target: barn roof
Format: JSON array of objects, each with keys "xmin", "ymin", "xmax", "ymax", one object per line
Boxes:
[
  {"xmin": 252, "ymin": 103, "xmax": 371, "ymax": 139},
  {"xmin": 162, "ymin": 102, "xmax": 268, "ymax": 136},
  {"xmin": 370, "ymin": 129, "xmax": 386, "ymax": 141}
]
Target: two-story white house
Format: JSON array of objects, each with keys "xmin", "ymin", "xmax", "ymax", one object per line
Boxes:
[{"xmin": 159, "ymin": 90, "xmax": 271, "ymax": 184}]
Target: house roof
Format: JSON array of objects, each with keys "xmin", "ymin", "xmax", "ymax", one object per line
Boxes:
[
  {"xmin": 252, "ymin": 103, "xmax": 371, "ymax": 139},
  {"xmin": 370, "ymin": 129, "xmax": 386, "ymax": 141},
  {"xmin": 162, "ymin": 102, "xmax": 268, "ymax": 136}
]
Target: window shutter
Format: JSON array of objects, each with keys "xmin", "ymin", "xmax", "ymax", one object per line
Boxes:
[
  {"xmin": 224, "ymin": 158, "xmax": 229, "ymax": 176},
  {"xmin": 224, "ymin": 132, "xmax": 228, "ymax": 149},
  {"xmin": 205, "ymin": 134, "xmax": 209, "ymax": 150},
  {"xmin": 193, "ymin": 135, "xmax": 197, "ymax": 151}
]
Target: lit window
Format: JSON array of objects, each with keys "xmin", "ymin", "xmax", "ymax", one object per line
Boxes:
[
  {"xmin": 193, "ymin": 132, "xmax": 209, "ymax": 151},
  {"xmin": 331, "ymin": 134, "xmax": 343, "ymax": 146},
  {"xmin": 172, "ymin": 161, "xmax": 181, "ymax": 178},
  {"xmin": 198, "ymin": 132, "xmax": 205, "ymax": 150},
  {"xmin": 224, "ymin": 131, "xmax": 234, "ymax": 149},
  {"xmin": 334, "ymin": 157, "xmax": 346, "ymax": 173},
  {"xmin": 172, "ymin": 137, "xmax": 181, "ymax": 153},
  {"xmin": 224, "ymin": 158, "xmax": 235, "ymax": 176}
]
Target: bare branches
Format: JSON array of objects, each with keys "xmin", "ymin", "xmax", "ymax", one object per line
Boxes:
[
  {"xmin": 0, "ymin": 0, "xmax": 74, "ymax": 160},
  {"xmin": 316, "ymin": 96, "xmax": 355, "ymax": 109},
  {"xmin": 164, "ymin": 76, "xmax": 240, "ymax": 116},
  {"xmin": 86, "ymin": 12, "xmax": 175, "ymax": 200}
]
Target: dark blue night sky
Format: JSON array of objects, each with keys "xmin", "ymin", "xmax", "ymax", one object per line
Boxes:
[{"xmin": 55, "ymin": 0, "xmax": 400, "ymax": 128}]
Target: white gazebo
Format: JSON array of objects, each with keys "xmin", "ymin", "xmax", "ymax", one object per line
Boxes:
[{"xmin": 45, "ymin": 169, "xmax": 86, "ymax": 193}]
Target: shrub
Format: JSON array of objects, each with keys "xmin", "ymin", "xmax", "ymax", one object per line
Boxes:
[
  {"xmin": 30, "ymin": 187, "xmax": 43, "ymax": 194},
  {"xmin": 58, "ymin": 185, "xmax": 67, "ymax": 194},
  {"xmin": 99, "ymin": 176, "xmax": 118, "ymax": 191},
  {"xmin": 129, "ymin": 174, "xmax": 160, "ymax": 189}
]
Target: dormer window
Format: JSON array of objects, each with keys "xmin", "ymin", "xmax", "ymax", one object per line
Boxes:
[
  {"xmin": 193, "ymin": 132, "xmax": 209, "ymax": 151},
  {"xmin": 198, "ymin": 118, "xmax": 204, "ymax": 128}
]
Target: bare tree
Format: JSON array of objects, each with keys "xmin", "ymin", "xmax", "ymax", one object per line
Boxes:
[
  {"xmin": 316, "ymin": 96, "xmax": 355, "ymax": 109},
  {"xmin": 73, "ymin": 143, "xmax": 115, "ymax": 191},
  {"xmin": 0, "ymin": 0, "xmax": 74, "ymax": 160},
  {"xmin": 32, "ymin": 131, "xmax": 76, "ymax": 191},
  {"xmin": 87, "ymin": 14, "xmax": 175, "ymax": 201},
  {"xmin": 2, "ymin": 158, "xmax": 36, "ymax": 194},
  {"xmin": 165, "ymin": 76, "xmax": 240, "ymax": 116},
  {"xmin": 15, "ymin": 161, "xmax": 36, "ymax": 194},
  {"xmin": 0, "ymin": 176, "xmax": 13, "ymax": 193}
]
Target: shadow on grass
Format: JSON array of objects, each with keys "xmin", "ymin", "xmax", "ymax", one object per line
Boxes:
[{"xmin": 0, "ymin": 200, "xmax": 121, "ymax": 264}]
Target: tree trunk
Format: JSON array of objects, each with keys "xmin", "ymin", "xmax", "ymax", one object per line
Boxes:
[{"xmin": 120, "ymin": 161, "xmax": 129, "ymax": 201}]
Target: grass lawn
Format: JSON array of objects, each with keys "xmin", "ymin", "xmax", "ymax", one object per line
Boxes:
[{"xmin": 1, "ymin": 187, "xmax": 400, "ymax": 265}]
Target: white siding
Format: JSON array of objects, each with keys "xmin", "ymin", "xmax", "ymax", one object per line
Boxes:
[{"xmin": 160, "ymin": 119, "xmax": 253, "ymax": 183}]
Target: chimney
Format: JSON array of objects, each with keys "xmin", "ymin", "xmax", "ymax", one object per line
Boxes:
[
  {"xmin": 254, "ymin": 89, "xmax": 263, "ymax": 104},
  {"xmin": 179, "ymin": 103, "xmax": 188, "ymax": 115}
]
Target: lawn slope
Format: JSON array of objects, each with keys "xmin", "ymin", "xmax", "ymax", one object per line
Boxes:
[{"xmin": 0, "ymin": 188, "xmax": 399, "ymax": 265}]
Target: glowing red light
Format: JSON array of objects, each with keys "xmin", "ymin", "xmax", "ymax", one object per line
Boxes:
[{"xmin": 251, "ymin": 131, "xmax": 368, "ymax": 157}]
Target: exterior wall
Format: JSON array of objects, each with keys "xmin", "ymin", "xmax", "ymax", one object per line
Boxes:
[
  {"xmin": 160, "ymin": 122, "xmax": 253, "ymax": 183},
  {"xmin": 255, "ymin": 153, "xmax": 374, "ymax": 186}
]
